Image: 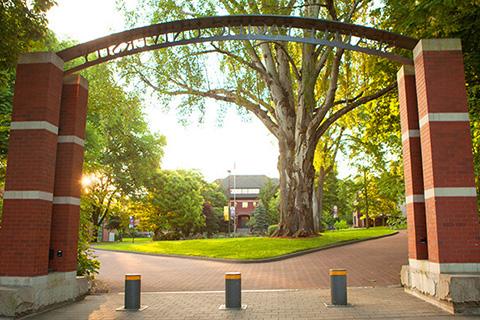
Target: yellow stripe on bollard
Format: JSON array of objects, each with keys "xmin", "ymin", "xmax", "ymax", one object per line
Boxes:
[
  {"xmin": 125, "ymin": 275, "xmax": 141, "ymax": 281},
  {"xmin": 329, "ymin": 269, "xmax": 347, "ymax": 276},
  {"xmin": 225, "ymin": 272, "xmax": 241, "ymax": 280}
]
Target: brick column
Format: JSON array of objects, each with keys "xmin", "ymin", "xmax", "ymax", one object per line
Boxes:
[
  {"xmin": 49, "ymin": 75, "xmax": 88, "ymax": 272},
  {"xmin": 0, "ymin": 53, "xmax": 64, "ymax": 276},
  {"xmin": 414, "ymin": 39, "xmax": 480, "ymax": 268},
  {"xmin": 397, "ymin": 65, "xmax": 428, "ymax": 260}
]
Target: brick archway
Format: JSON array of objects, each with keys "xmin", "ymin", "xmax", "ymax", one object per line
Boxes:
[{"xmin": 0, "ymin": 16, "xmax": 478, "ymax": 317}]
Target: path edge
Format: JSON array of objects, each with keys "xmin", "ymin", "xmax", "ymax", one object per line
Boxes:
[{"xmin": 93, "ymin": 231, "xmax": 400, "ymax": 264}]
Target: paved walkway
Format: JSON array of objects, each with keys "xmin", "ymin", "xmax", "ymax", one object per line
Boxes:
[
  {"xmin": 95, "ymin": 231, "xmax": 407, "ymax": 292},
  {"xmin": 31, "ymin": 287, "xmax": 470, "ymax": 320}
]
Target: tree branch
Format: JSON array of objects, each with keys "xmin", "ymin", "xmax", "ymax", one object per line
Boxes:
[{"xmin": 314, "ymin": 83, "xmax": 397, "ymax": 143}]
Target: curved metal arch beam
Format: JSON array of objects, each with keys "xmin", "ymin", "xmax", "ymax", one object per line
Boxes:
[{"xmin": 57, "ymin": 15, "xmax": 418, "ymax": 73}]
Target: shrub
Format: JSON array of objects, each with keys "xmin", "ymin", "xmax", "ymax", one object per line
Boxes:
[
  {"xmin": 268, "ymin": 224, "xmax": 278, "ymax": 236},
  {"xmin": 334, "ymin": 219, "xmax": 349, "ymax": 230},
  {"xmin": 387, "ymin": 213, "xmax": 407, "ymax": 230},
  {"xmin": 77, "ymin": 210, "xmax": 99, "ymax": 276}
]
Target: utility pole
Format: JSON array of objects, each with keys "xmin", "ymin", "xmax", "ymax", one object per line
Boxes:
[
  {"xmin": 227, "ymin": 170, "xmax": 231, "ymax": 236},
  {"xmin": 364, "ymin": 168, "xmax": 369, "ymax": 229},
  {"xmin": 233, "ymin": 168, "xmax": 237, "ymax": 233}
]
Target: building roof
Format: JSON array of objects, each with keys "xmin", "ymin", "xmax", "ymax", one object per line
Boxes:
[{"xmin": 215, "ymin": 175, "xmax": 279, "ymax": 199}]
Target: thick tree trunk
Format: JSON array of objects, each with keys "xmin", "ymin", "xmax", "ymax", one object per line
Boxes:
[
  {"xmin": 275, "ymin": 137, "xmax": 315, "ymax": 237},
  {"xmin": 312, "ymin": 167, "xmax": 326, "ymax": 233}
]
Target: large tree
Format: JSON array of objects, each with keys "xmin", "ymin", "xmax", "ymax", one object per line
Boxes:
[{"xmin": 121, "ymin": 0, "xmax": 397, "ymax": 236}]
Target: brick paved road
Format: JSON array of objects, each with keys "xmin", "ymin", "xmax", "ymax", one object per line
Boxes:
[
  {"xmin": 96, "ymin": 231, "xmax": 407, "ymax": 292},
  {"xmin": 32, "ymin": 287, "xmax": 468, "ymax": 320}
]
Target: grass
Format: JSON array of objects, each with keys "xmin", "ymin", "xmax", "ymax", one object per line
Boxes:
[{"xmin": 93, "ymin": 227, "xmax": 396, "ymax": 260}]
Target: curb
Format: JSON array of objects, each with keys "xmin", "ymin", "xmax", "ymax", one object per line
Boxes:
[{"xmin": 92, "ymin": 231, "xmax": 399, "ymax": 264}]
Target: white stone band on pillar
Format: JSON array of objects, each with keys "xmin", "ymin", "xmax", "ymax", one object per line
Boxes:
[
  {"xmin": 3, "ymin": 190, "xmax": 54, "ymax": 201},
  {"xmin": 409, "ymin": 259, "xmax": 480, "ymax": 274},
  {"xmin": 424, "ymin": 187, "xmax": 477, "ymax": 199},
  {"xmin": 18, "ymin": 52, "xmax": 65, "ymax": 70},
  {"xmin": 419, "ymin": 113, "xmax": 470, "ymax": 128},
  {"xmin": 53, "ymin": 196, "xmax": 81, "ymax": 206},
  {"xmin": 11, "ymin": 121, "xmax": 59, "ymax": 135},
  {"xmin": 58, "ymin": 135, "xmax": 85, "ymax": 147},
  {"xmin": 413, "ymin": 39, "xmax": 462, "ymax": 60},
  {"xmin": 402, "ymin": 130, "xmax": 420, "ymax": 142},
  {"xmin": 406, "ymin": 194, "xmax": 425, "ymax": 204},
  {"xmin": 63, "ymin": 74, "xmax": 89, "ymax": 90}
]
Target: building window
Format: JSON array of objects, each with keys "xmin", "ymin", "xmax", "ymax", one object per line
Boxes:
[
  {"xmin": 242, "ymin": 202, "xmax": 248, "ymax": 208},
  {"xmin": 230, "ymin": 188, "xmax": 261, "ymax": 195}
]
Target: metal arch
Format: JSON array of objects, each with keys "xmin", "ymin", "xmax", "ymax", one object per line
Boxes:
[{"xmin": 57, "ymin": 15, "xmax": 418, "ymax": 74}]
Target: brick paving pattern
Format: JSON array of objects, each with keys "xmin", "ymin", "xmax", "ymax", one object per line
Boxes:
[
  {"xmin": 31, "ymin": 287, "xmax": 470, "ymax": 320},
  {"xmin": 96, "ymin": 231, "xmax": 407, "ymax": 292}
]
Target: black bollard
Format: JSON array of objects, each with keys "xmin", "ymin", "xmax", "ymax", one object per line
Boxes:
[
  {"xmin": 124, "ymin": 274, "xmax": 141, "ymax": 310},
  {"xmin": 330, "ymin": 269, "xmax": 347, "ymax": 305},
  {"xmin": 225, "ymin": 272, "xmax": 242, "ymax": 309}
]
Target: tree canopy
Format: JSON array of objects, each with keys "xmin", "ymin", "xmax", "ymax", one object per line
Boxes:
[{"xmin": 120, "ymin": 0, "xmax": 397, "ymax": 236}]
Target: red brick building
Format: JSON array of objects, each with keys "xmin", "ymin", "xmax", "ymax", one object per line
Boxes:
[{"xmin": 216, "ymin": 175, "xmax": 278, "ymax": 230}]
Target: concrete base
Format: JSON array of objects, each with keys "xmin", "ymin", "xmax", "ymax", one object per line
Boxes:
[
  {"xmin": 401, "ymin": 263, "xmax": 480, "ymax": 315},
  {"xmin": 0, "ymin": 271, "xmax": 89, "ymax": 318}
]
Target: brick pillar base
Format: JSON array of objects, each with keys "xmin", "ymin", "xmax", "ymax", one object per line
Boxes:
[{"xmin": 401, "ymin": 39, "xmax": 480, "ymax": 316}]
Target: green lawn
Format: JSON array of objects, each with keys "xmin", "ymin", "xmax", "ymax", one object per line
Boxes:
[{"xmin": 93, "ymin": 227, "xmax": 396, "ymax": 260}]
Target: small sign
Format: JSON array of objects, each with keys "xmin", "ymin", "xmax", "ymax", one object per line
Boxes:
[
  {"xmin": 223, "ymin": 206, "xmax": 229, "ymax": 221},
  {"xmin": 230, "ymin": 206, "xmax": 235, "ymax": 219},
  {"xmin": 129, "ymin": 216, "xmax": 135, "ymax": 229}
]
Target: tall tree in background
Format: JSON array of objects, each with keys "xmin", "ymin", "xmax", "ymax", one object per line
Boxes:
[
  {"xmin": 374, "ymin": 0, "xmax": 480, "ymax": 208},
  {"xmin": 80, "ymin": 63, "xmax": 166, "ymax": 239},
  {"xmin": 121, "ymin": 0, "xmax": 397, "ymax": 236},
  {"xmin": 312, "ymin": 125, "xmax": 344, "ymax": 232}
]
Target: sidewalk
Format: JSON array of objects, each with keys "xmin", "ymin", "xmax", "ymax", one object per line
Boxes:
[{"xmin": 29, "ymin": 286, "xmax": 471, "ymax": 320}]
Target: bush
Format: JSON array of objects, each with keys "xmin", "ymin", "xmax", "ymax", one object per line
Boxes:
[
  {"xmin": 334, "ymin": 219, "xmax": 349, "ymax": 230},
  {"xmin": 387, "ymin": 213, "xmax": 407, "ymax": 230},
  {"xmin": 268, "ymin": 224, "xmax": 278, "ymax": 236},
  {"xmin": 77, "ymin": 209, "xmax": 100, "ymax": 276}
]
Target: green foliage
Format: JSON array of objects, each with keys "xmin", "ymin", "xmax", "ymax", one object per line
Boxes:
[
  {"xmin": 375, "ymin": 0, "xmax": 480, "ymax": 208},
  {"xmin": 77, "ymin": 201, "xmax": 100, "ymax": 276},
  {"xmin": 334, "ymin": 219, "xmax": 349, "ymax": 230},
  {"xmin": 142, "ymin": 170, "xmax": 206, "ymax": 240},
  {"xmin": 79, "ymin": 63, "xmax": 166, "ymax": 240},
  {"xmin": 0, "ymin": 0, "xmax": 56, "ymax": 85},
  {"xmin": 268, "ymin": 224, "xmax": 278, "ymax": 236},
  {"xmin": 266, "ymin": 192, "xmax": 280, "ymax": 225},
  {"xmin": 387, "ymin": 212, "xmax": 407, "ymax": 230},
  {"xmin": 82, "ymin": 64, "xmax": 166, "ymax": 197},
  {"xmin": 258, "ymin": 179, "xmax": 280, "ymax": 225},
  {"xmin": 203, "ymin": 203, "xmax": 220, "ymax": 236},
  {"xmin": 248, "ymin": 204, "xmax": 269, "ymax": 234}
]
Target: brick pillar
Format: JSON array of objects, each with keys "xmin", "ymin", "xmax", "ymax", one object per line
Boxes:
[
  {"xmin": 49, "ymin": 75, "xmax": 88, "ymax": 272},
  {"xmin": 0, "ymin": 53, "xmax": 64, "ymax": 276},
  {"xmin": 414, "ymin": 39, "xmax": 480, "ymax": 267},
  {"xmin": 397, "ymin": 65, "xmax": 428, "ymax": 260}
]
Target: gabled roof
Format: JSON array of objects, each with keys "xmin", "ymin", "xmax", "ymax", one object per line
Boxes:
[
  {"xmin": 216, "ymin": 175, "xmax": 278, "ymax": 189},
  {"xmin": 215, "ymin": 175, "xmax": 279, "ymax": 199}
]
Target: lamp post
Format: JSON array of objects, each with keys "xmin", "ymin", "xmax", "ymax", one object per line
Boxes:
[
  {"xmin": 233, "ymin": 170, "xmax": 236, "ymax": 233},
  {"xmin": 227, "ymin": 170, "xmax": 231, "ymax": 236}
]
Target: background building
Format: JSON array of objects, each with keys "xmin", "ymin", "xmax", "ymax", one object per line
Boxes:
[{"xmin": 216, "ymin": 175, "xmax": 278, "ymax": 231}]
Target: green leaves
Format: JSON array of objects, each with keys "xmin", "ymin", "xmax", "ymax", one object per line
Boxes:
[{"xmin": 142, "ymin": 170, "xmax": 206, "ymax": 239}]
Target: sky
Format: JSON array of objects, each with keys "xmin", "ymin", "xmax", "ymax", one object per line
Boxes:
[{"xmin": 47, "ymin": 0, "xmax": 352, "ymax": 181}]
